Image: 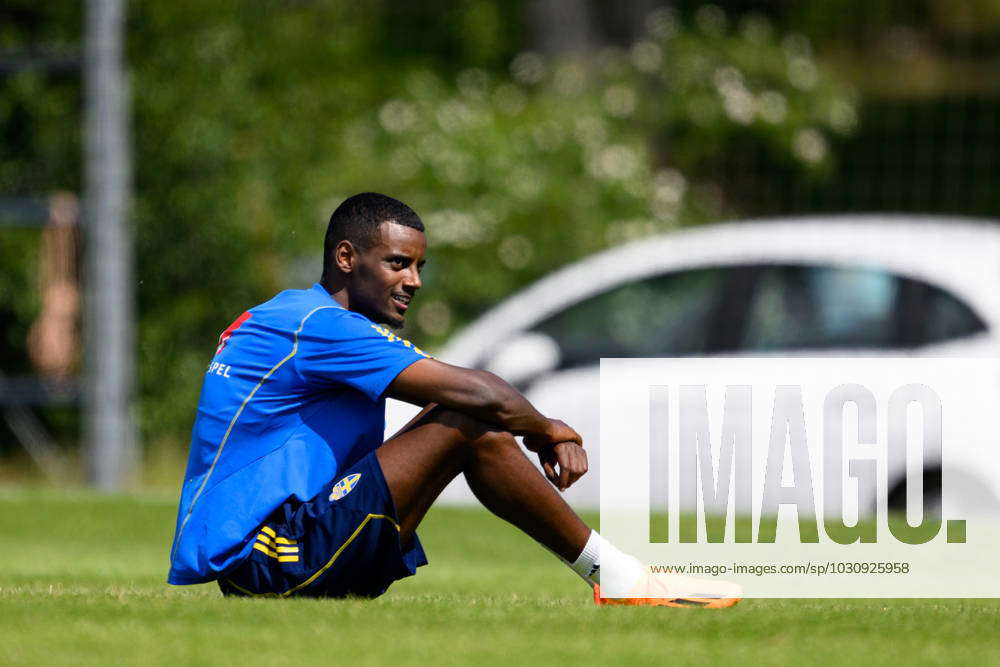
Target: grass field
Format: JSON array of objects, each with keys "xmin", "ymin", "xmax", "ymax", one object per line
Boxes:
[{"xmin": 2, "ymin": 489, "xmax": 1000, "ymax": 666}]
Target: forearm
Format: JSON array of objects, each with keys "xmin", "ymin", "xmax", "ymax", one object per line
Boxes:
[
  {"xmin": 389, "ymin": 359, "xmax": 579, "ymax": 444},
  {"xmin": 389, "ymin": 360, "xmax": 554, "ymax": 438},
  {"xmin": 471, "ymin": 371, "xmax": 553, "ymax": 437}
]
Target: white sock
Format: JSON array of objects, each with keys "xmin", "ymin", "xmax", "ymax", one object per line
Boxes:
[{"xmin": 569, "ymin": 530, "xmax": 646, "ymax": 592}]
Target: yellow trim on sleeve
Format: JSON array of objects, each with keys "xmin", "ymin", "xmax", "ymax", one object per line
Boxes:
[
  {"xmin": 274, "ymin": 536, "xmax": 296, "ymax": 545},
  {"xmin": 261, "ymin": 526, "xmax": 277, "ymax": 538},
  {"xmin": 369, "ymin": 324, "xmax": 429, "ymax": 358},
  {"xmin": 276, "ymin": 545, "xmax": 299, "ymax": 554}
]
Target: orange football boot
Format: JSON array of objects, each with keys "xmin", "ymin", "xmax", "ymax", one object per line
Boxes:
[{"xmin": 593, "ymin": 573, "xmax": 742, "ymax": 609}]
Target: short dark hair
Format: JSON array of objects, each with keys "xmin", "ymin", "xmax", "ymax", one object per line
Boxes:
[{"xmin": 321, "ymin": 192, "xmax": 424, "ymax": 282}]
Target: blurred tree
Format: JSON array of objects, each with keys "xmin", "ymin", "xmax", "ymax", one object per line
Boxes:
[
  {"xmin": 1, "ymin": 1, "xmax": 853, "ymax": 455},
  {"xmin": 351, "ymin": 6, "xmax": 854, "ymax": 345},
  {"xmin": 683, "ymin": 1, "xmax": 1000, "ymax": 217},
  {"xmin": 523, "ymin": 0, "xmax": 593, "ymax": 54}
]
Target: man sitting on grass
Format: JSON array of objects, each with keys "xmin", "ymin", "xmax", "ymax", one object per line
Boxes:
[{"xmin": 167, "ymin": 192, "xmax": 740, "ymax": 607}]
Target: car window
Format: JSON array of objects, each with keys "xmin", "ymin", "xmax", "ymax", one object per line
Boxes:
[
  {"xmin": 530, "ymin": 268, "xmax": 727, "ymax": 369},
  {"xmin": 741, "ymin": 264, "xmax": 986, "ymax": 350},
  {"xmin": 921, "ymin": 282, "xmax": 987, "ymax": 344},
  {"xmin": 742, "ymin": 265, "xmax": 899, "ymax": 350}
]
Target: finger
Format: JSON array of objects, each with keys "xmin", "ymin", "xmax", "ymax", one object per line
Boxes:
[
  {"xmin": 549, "ymin": 444, "xmax": 571, "ymax": 479},
  {"xmin": 541, "ymin": 458, "xmax": 557, "ymax": 482},
  {"xmin": 569, "ymin": 446, "xmax": 589, "ymax": 487},
  {"xmin": 566, "ymin": 448, "xmax": 585, "ymax": 487},
  {"xmin": 564, "ymin": 450, "xmax": 581, "ymax": 487},
  {"xmin": 558, "ymin": 453, "xmax": 571, "ymax": 490}
]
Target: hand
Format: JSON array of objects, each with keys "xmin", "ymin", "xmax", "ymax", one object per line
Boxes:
[
  {"xmin": 523, "ymin": 418, "xmax": 581, "ymax": 452},
  {"xmin": 538, "ymin": 441, "xmax": 588, "ymax": 492}
]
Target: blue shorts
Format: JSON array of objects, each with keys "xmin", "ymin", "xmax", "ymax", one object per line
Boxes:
[{"xmin": 218, "ymin": 451, "xmax": 427, "ymax": 598}]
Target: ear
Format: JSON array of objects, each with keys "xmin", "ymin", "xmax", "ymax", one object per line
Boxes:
[{"xmin": 334, "ymin": 240, "xmax": 356, "ymax": 274}]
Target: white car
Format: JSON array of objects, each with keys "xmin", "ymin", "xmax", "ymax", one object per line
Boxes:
[{"xmin": 387, "ymin": 215, "xmax": 1000, "ymax": 511}]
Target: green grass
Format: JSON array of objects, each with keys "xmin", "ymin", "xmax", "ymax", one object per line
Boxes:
[{"xmin": 1, "ymin": 489, "xmax": 999, "ymax": 666}]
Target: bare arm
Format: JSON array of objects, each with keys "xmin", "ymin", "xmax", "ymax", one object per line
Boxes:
[
  {"xmin": 389, "ymin": 358, "xmax": 575, "ymax": 440},
  {"xmin": 388, "ymin": 358, "xmax": 586, "ymax": 489}
]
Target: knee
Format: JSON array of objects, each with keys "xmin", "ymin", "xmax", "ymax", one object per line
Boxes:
[{"xmin": 472, "ymin": 425, "xmax": 518, "ymax": 451}]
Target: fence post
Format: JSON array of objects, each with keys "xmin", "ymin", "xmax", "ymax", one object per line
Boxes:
[{"xmin": 83, "ymin": 0, "xmax": 136, "ymax": 490}]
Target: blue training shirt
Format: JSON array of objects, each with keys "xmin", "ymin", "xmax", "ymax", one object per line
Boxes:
[{"xmin": 167, "ymin": 283, "xmax": 428, "ymax": 585}]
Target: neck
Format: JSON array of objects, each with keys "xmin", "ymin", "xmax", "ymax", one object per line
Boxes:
[{"xmin": 320, "ymin": 280, "xmax": 351, "ymax": 310}]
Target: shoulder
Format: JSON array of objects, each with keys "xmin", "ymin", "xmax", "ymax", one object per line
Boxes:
[
  {"xmin": 249, "ymin": 285, "xmax": 345, "ymax": 327},
  {"xmin": 302, "ymin": 309, "xmax": 430, "ymax": 358},
  {"xmin": 302, "ymin": 304, "xmax": 374, "ymax": 337}
]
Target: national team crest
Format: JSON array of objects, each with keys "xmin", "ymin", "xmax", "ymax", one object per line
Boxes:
[{"xmin": 329, "ymin": 473, "xmax": 361, "ymax": 501}]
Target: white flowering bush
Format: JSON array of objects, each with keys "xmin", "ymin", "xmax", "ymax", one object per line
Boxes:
[{"xmin": 337, "ymin": 7, "xmax": 857, "ymax": 342}]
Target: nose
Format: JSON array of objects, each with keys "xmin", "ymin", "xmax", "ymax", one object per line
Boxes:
[{"xmin": 404, "ymin": 265, "xmax": 422, "ymax": 291}]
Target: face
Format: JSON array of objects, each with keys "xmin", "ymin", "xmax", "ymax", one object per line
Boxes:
[{"xmin": 345, "ymin": 222, "xmax": 426, "ymax": 328}]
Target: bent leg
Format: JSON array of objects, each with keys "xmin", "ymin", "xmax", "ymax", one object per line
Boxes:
[{"xmin": 375, "ymin": 405, "xmax": 590, "ymax": 562}]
